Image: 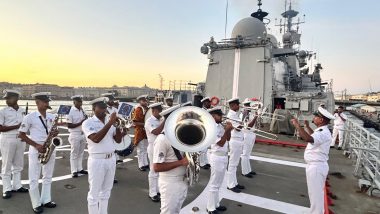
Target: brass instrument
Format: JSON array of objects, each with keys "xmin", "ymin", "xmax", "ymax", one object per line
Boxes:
[
  {"xmin": 114, "ymin": 116, "xmax": 133, "ymax": 129},
  {"xmin": 222, "ymin": 116, "xmax": 278, "ymax": 140},
  {"xmin": 165, "ymin": 106, "xmax": 217, "ymax": 186},
  {"xmin": 38, "ymin": 115, "xmax": 62, "ymax": 164}
]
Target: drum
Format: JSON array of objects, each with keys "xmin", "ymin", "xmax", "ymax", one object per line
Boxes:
[{"xmin": 115, "ymin": 135, "xmax": 134, "ymax": 157}]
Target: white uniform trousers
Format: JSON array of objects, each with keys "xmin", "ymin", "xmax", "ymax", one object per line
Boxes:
[
  {"xmin": 87, "ymin": 155, "xmax": 116, "ymax": 214},
  {"xmin": 158, "ymin": 176, "xmax": 188, "ymax": 214},
  {"xmin": 68, "ymin": 132, "xmax": 86, "ymax": 173},
  {"xmin": 28, "ymin": 150, "xmax": 56, "ymax": 208},
  {"xmin": 330, "ymin": 128, "xmax": 344, "ymax": 147},
  {"xmin": 0, "ymin": 134, "xmax": 25, "ymax": 193},
  {"xmin": 226, "ymin": 139, "xmax": 244, "ymax": 188},
  {"xmin": 199, "ymin": 148, "xmax": 209, "ymax": 167},
  {"xmin": 241, "ymin": 132, "xmax": 256, "ymax": 175},
  {"xmin": 147, "ymin": 142, "xmax": 159, "ymax": 197},
  {"xmin": 306, "ymin": 163, "xmax": 328, "ymax": 214},
  {"xmin": 207, "ymin": 154, "xmax": 228, "ymax": 212},
  {"xmin": 136, "ymin": 139, "xmax": 148, "ymax": 168}
]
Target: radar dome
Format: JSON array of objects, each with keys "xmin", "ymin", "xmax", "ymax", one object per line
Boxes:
[
  {"xmin": 267, "ymin": 34, "xmax": 278, "ymax": 48},
  {"xmin": 231, "ymin": 17, "xmax": 266, "ymax": 40}
]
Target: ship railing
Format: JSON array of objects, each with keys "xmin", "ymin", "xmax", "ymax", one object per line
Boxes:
[{"xmin": 343, "ymin": 118, "xmax": 380, "ymax": 193}]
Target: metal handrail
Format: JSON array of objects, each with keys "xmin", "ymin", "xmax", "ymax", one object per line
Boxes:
[{"xmin": 344, "ymin": 118, "xmax": 380, "ymax": 194}]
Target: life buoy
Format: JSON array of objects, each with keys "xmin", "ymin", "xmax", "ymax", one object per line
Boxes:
[{"xmin": 210, "ymin": 96, "xmax": 220, "ymax": 106}]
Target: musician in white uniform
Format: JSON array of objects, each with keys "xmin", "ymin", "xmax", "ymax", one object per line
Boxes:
[
  {"xmin": 153, "ymin": 105, "xmax": 189, "ymax": 214},
  {"xmin": 199, "ymin": 97, "xmax": 211, "ymax": 170},
  {"xmin": 82, "ymin": 97, "xmax": 124, "ymax": 214},
  {"xmin": 330, "ymin": 106, "xmax": 347, "ymax": 150},
  {"xmin": 67, "ymin": 95, "xmax": 88, "ymax": 178},
  {"xmin": 144, "ymin": 102, "xmax": 164, "ymax": 202},
  {"xmin": 291, "ymin": 107, "xmax": 334, "ymax": 214},
  {"xmin": 225, "ymin": 97, "xmax": 245, "ymax": 193},
  {"xmin": 0, "ymin": 90, "xmax": 28, "ymax": 199},
  {"xmin": 240, "ymin": 98, "xmax": 258, "ymax": 178},
  {"xmin": 165, "ymin": 97, "xmax": 174, "ymax": 108},
  {"xmin": 206, "ymin": 106, "xmax": 233, "ymax": 214},
  {"xmin": 101, "ymin": 93, "xmax": 121, "ymax": 183},
  {"xmin": 18, "ymin": 92, "xmax": 58, "ymax": 213}
]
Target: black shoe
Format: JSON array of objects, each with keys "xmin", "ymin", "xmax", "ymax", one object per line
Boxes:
[
  {"xmin": 227, "ymin": 186, "xmax": 241, "ymax": 193},
  {"xmin": 205, "ymin": 164, "xmax": 211, "ymax": 168},
  {"xmin": 143, "ymin": 165, "xmax": 150, "ymax": 170},
  {"xmin": 242, "ymin": 173, "xmax": 253, "ymax": 178},
  {"xmin": 207, "ymin": 209, "xmax": 219, "ymax": 214},
  {"xmin": 78, "ymin": 170, "xmax": 88, "ymax": 175},
  {"xmin": 337, "ymin": 147, "xmax": 342, "ymax": 150},
  {"xmin": 13, "ymin": 187, "xmax": 29, "ymax": 193},
  {"xmin": 2, "ymin": 191, "xmax": 12, "ymax": 199},
  {"xmin": 200, "ymin": 165, "xmax": 210, "ymax": 170},
  {"xmin": 116, "ymin": 160, "xmax": 123, "ymax": 164},
  {"xmin": 139, "ymin": 167, "xmax": 147, "ymax": 171},
  {"xmin": 33, "ymin": 205, "xmax": 43, "ymax": 213},
  {"xmin": 157, "ymin": 192, "xmax": 161, "ymax": 196},
  {"xmin": 216, "ymin": 206, "xmax": 227, "ymax": 212},
  {"xmin": 114, "ymin": 179, "xmax": 118, "ymax": 184},
  {"xmin": 72, "ymin": 172, "xmax": 78, "ymax": 178},
  {"xmin": 43, "ymin": 201, "xmax": 57, "ymax": 208},
  {"xmin": 149, "ymin": 195, "xmax": 160, "ymax": 202},
  {"xmin": 249, "ymin": 171, "xmax": 256, "ymax": 175},
  {"xmin": 330, "ymin": 146, "xmax": 335, "ymax": 149},
  {"xmin": 236, "ymin": 184, "xmax": 245, "ymax": 189}
]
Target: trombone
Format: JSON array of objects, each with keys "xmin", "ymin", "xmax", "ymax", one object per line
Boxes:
[{"xmin": 222, "ymin": 116, "xmax": 278, "ymax": 140}]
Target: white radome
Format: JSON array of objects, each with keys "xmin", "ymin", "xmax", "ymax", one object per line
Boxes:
[{"xmin": 231, "ymin": 17, "xmax": 267, "ymax": 40}]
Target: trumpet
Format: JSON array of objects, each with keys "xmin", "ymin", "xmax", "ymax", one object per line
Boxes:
[
  {"xmin": 222, "ymin": 116, "xmax": 278, "ymax": 140},
  {"xmin": 114, "ymin": 116, "xmax": 133, "ymax": 129}
]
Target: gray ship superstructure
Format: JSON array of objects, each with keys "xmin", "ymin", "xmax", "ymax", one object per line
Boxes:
[{"xmin": 199, "ymin": 1, "xmax": 335, "ymax": 123}]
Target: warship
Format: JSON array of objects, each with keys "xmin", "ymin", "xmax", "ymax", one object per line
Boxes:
[{"xmin": 0, "ymin": 1, "xmax": 379, "ymax": 214}]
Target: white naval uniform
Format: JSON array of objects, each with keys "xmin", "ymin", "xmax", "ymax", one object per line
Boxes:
[
  {"xmin": 330, "ymin": 112, "xmax": 347, "ymax": 148},
  {"xmin": 107, "ymin": 105, "xmax": 122, "ymax": 162},
  {"xmin": 226, "ymin": 109, "xmax": 244, "ymax": 189},
  {"xmin": 144, "ymin": 115, "xmax": 161, "ymax": 197},
  {"xmin": 0, "ymin": 106, "xmax": 26, "ymax": 193},
  {"xmin": 153, "ymin": 134, "xmax": 187, "ymax": 214},
  {"xmin": 305, "ymin": 125, "xmax": 331, "ymax": 214},
  {"xmin": 207, "ymin": 123, "xmax": 228, "ymax": 212},
  {"xmin": 241, "ymin": 113, "xmax": 256, "ymax": 175},
  {"xmin": 67, "ymin": 106, "xmax": 87, "ymax": 173},
  {"xmin": 199, "ymin": 107, "xmax": 210, "ymax": 167},
  {"xmin": 82, "ymin": 115, "xmax": 117, "ymax": 214},
  {"xmin": 19, "ymin": 112, "xmax": 56, "ymax": 208}
]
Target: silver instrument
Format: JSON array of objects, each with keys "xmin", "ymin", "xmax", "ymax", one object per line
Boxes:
[
  {"xmin": 222, "ymin": 116, "xmax": 278, "ymax": 140},
  {"xmin": 38, "ymin": 115, "xmax": 62, "ymax": 164},
  {"xmin": 114, "ymin": 116, "xmax": 133, "ymax": 129},
  {"xmin": 165, "ymin": 106, "xmax": 217, "ymax": 186}
]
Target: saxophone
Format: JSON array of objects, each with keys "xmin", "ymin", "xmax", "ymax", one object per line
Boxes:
[{"xmin": 38, "ymin": 115, "xmax": 62, "ymax": 164}]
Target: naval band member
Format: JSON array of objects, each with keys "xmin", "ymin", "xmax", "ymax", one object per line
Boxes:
[
  {"xmin": 226, "ymin": 97, "xmax": 245, "ymax": 193},
  {"xmin": 82, "ymin": 97, "xmax": 124, "ymax": 214},
  {"xmin": 207, "ymin": 106, "xmax": 232, "ymax": 214},
  {"xmin": 291, "ymin": 107, "xmax": 334, "ymax": 214},
  {"xmin": 153, "ymin": 105, "xmax": 189, "ymax": 214},
  {"xmin": 18, "ymin": 92, "xmax": 58, "ymax": 213},
  {"xmin": 0, "ymin": 90, "xmax": 28, "ymax": 199},
  {"xmin": 330, "ymin": 106, "xmax": 347, "ymax": 150},
  {"xmin": 199, "ymin": 97, "xmax": 211, "ymax": 170},
  {"xmin": 240, "ymin": 98, "xmax": 258, "ymax": 178},
  {"xmin": 164, "ymin": 97, "xmax": 173, "ymax": 108},
  {"xmin": 132, "ymin": 94, "xmax": 149, "ymax": 171},
  {"xmin": 144, "ymin": 102, "xmax": 164, "ymax": 202},
  {"xmin": 67, "ymin": 95, "xmax": 88, "ymax": 178}
]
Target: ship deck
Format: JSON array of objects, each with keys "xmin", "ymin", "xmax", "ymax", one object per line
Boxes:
[{"xmin": 0, "ymin": 129, "xmax": 379, "ymax": 214}]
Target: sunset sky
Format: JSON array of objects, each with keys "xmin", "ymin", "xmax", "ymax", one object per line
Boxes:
[{"xmin": 0, "ymin": 0, "xmax": 379, "ymax": 94}]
